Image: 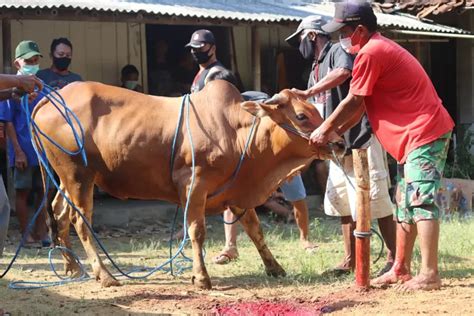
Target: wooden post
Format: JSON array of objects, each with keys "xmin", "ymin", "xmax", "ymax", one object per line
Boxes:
[
  {"xmin": 2, "ymin": 19, "xmax": 12, "ymax": 74},
  {"xmin": 251, "ymin": 26, "xmax": 261, "ymax": 91},
  {"xmin": 352, "ymin": 148, "xmax": 371, "ymax": 289}
]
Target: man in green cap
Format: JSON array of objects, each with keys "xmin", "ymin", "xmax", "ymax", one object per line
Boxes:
[
  {"xmin": 0, "ymin": 43, "xmax": 43, "ymax": 255},
  {"xmin": 0, "ymin": 40, "xmax": 51, "ymax": 248}
]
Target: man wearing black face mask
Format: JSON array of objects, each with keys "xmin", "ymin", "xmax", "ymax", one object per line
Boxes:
[
  {"xmin": 286, "ymin": 15, "xmax": 396, "ymax": 277},
  {"xmin": 186, "ymin": 29, "xmax": 235, "ymax": 94},
  {"xmin": 37, "ymin": 37, "xmax": 82, "ymax": 90}
]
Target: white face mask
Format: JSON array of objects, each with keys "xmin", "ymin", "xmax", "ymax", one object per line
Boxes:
[{"xmin": 339, "ymin": 35, "xmax": 353, "ymax": 54}]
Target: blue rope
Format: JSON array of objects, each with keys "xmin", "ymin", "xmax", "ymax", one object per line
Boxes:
[{"xmin": 1, "ymin": 89, "xmax": 195, "ymax": 289}]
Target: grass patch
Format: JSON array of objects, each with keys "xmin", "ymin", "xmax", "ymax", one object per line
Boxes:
[{"xmin": 1, "ymin": 215, "xmax": 473, "ymax": 286}]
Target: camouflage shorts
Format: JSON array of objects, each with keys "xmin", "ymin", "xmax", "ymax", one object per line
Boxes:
[{"xmin": 395, "ymin": 132, "xmax": 451, "ymax": 224}]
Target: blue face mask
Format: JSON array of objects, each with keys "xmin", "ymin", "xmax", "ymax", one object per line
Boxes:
[
  {"xmin": 20, "ymin": 64, "xmax": 40, "ymax": 75},
  {"xmin": 124, "ymin": 80, "xmax": 139, "ymax": 90}
]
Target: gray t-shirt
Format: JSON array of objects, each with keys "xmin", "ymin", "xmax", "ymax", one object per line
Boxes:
[
  {"xmin": 308, "ymin": 42, "xmax": 371, "ymax": 150},
  {"xmin": 37, "ymin": 68, "xmax": 82, "ymax": 90}
]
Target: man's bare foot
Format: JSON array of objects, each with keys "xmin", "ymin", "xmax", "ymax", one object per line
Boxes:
[
  {"xmin": 394, "ymin": 273, "xmax": 441, "ymax": 292},
  {"xmin": 372, "ymin": 269, "xmax": 412, "ymax": 286},
  {"xmin": 301, "ymin": 240, "xmax": 318, "ymax": 252}
]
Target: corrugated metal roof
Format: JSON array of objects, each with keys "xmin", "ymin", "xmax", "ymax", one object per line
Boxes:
[
  {"xmin": 373, "ymin": 0, "xmax": 474, "ymax": 18},
  {"xmin": 0, "ymin": 0, "xmax": 469, "ymax": 34}
]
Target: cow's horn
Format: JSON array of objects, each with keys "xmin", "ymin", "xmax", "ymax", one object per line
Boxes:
[{"xmin": 264, "ymin": 93, "xmax": 285, "ymax": 105}]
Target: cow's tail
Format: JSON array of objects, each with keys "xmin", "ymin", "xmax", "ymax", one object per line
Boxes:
[
  {"xmin": 38, "ymin": 162, "xmax": 59, "ymax": 246},
  {"xmin": 32, "ymin": 98, "xmax": 60, "ymax": 246}
]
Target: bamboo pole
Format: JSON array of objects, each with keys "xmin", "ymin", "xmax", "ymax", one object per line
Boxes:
[{"xmin": 352, "ymin": 148, "xmax": 371, "ymax": 289}]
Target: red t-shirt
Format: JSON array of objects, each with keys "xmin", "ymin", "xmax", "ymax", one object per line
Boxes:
[{"xmin": 350, "ymin": 33, "xmax": 454, "ymax": 163}]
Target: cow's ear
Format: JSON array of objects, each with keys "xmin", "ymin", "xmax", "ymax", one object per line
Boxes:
[{"xmin": 241, "ymin": 101, "xmax": 273, "ymax": 117}]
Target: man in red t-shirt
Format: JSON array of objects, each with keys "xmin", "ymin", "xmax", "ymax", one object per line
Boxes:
[{"xmin": 313, "ymin": 1, "xmax": 454, "ymax": 291}]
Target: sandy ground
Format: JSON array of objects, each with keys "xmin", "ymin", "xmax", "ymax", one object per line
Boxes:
[
  {"xmin": 0, "ymin": 271, "xmax": 473, "ymax": 315},
  {"xmin": 0, "ymin": 234, "xmax": 472, "ymax": 315}
]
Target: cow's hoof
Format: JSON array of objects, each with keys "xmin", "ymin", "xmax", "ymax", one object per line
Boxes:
[
  {"xmin": 98, "ymin": 271, "xmax": 121, "ymax": 287},
  {"xmin": 266, "ymin": 264, "xmax": 287, "ymax": 278},
  {"xmin": 100, "ymin": 277, "xmax": 121, "ymax": 287},
  {"xmin": 64, "ymin": 263, "xmax": 82, "ymax": 279},
  {"xmin": 192, "ymin": 275, "xmax": 212, "ymax": 290}
]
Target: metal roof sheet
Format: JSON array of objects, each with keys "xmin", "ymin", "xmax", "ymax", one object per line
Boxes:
[{"xmin": 0, "ymin": 0, "xmax": 469, "ymax": 34}]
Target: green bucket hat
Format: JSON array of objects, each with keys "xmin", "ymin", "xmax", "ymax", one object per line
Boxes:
[{"xmin": 15, "ymin": 40, "xmax": 42, "ymax": 60}]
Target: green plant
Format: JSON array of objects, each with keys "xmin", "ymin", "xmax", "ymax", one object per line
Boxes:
[{"xmin": 445, "ymin": 125, "xmax": 474, "ymax": 179}]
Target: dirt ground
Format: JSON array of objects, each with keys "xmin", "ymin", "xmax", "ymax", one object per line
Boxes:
[
  {"xmin": 1, "ymin": 271, "xmax": 473, "ymax": 315},
  {"xmin": 1, "ymin": 216, "xmax": 473, "ymax": 315}
]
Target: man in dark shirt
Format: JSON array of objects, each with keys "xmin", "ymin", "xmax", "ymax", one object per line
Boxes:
[
  {"xmin": 37, "ymin": 37, "xmax": 82, "ymax": 89},
  {"xmin": 287, "ymin": 15, "xmax": 396, "ymax": 276},
  {"xmin": 185, "ymin": 29, "xmax": 244, "ymax": 263},
  {"xmin": 186, "ymin": 29, "xmax": 231, "ymax": 94}
]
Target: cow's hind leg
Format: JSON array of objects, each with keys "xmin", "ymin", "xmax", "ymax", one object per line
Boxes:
[
  {"xmin": 231, "ymin": 207, "xmax": 286, "ymax": 277},
  {"xmin": 52, "ymin": 187, "xmax": 82, "ymax": 277},
  {"xmin": 65, "ymin": 176, "xmax": 119, "ymax": 287},
  {"xmin": 180, "ymin": 185, "xmax": 211, "ymax": 290}
]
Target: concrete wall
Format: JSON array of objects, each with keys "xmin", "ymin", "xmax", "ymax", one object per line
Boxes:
[{"xmin": 1, "ymin": 20, "xmax": 147, "ymax": 91}]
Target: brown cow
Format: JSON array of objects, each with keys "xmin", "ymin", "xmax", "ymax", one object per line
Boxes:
[{"xmin": 32, "ymin": 80, "xmax": 344, "ymax": 289}]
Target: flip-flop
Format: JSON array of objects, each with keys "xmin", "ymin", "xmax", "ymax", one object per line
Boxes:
[
  {"xmin": 376, "ymin": 261, "xmax": 394, "ymax": 277},
  {"xmin": 212, "ymin": 248, "xmax": 239, "ymax": 265},
  {"xmin": 322, "ymin": 267, "xmax": 352, "ymax": 278}
]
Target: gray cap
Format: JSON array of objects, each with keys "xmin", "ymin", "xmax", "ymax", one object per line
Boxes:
[
  {"xmin": 185, "ymin": 29, "xmax": 216, "ymax": 48},
  {"xmin": 285, "ymin": 15, "xmax": 329, "ymax": 47}
]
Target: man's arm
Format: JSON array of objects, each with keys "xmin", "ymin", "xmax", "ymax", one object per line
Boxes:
[
  {"xmin": 336, "ymin": 100, "xmax": 366, "ymax": 135},
  {"xmin": 5, "ymin": 122, "xmax": 27, "ymax": 170},
  {"xmin": 0, "ymin": 74, "xmax": 43, "ymax": 93},
  {"xmin": 310, "ymin": 93, "xmax": 365, "ymax": 145},
  {"xmin": 292, "ymin": 68, "xmax": 351, "ymax": 99}
]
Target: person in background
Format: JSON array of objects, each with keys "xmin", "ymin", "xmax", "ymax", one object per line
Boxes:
[
  {"xmin": 120, "ymin": 64, "xmax": 144, "ymax": 92},
  {"xmin": 0, "ymin": 73, "xmax": 43, "ymax": 256},
  {"xmin": 37, "ymin": 37, "xmax": 82, "ymax": 89},
  {"xmin": 148, "ymin": 40, "xmax": 173, "ymax": 96},
  {"xmin": 0, "ymin": 40, "xmax": 50, "ymax": 247}
]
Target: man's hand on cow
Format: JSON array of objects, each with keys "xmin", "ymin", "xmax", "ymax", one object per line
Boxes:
[
  {"xmin": 309, "ymin": 126, "xmax": 330, "ymax": 147},
  {"xmin": 15, "ymin": 150, "xmax": 28, "ymax": 171},
  {"xmin": 290, "ymin": 88, "xmax": 310, "ymax": 99}
]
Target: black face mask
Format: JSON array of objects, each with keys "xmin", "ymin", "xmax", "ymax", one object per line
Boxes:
[
  {"xmin": 53, "ymin": 56, "xmax": 71, "ymax": 71},
  {"xmin": 299, "ymin": 36, "xmax": 315, "ymax": 61},
  {"xmin": 191, "ymin": 47, "xmax": 212, "ymax": 65}
]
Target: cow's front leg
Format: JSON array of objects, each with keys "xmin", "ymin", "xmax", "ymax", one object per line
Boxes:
[
  {"xmin": 180, "ymin": 185, "xmax": 211, "ymax": 290},
  {"xmin": 231, "ymin": 207, "xmax": 286, "ymax": 277}
]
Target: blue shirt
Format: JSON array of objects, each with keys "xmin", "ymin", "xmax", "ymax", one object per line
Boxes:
[
  {"xmin": 0, "ymin": 93, "xmax": 44, "ymax": 167},
  {"xmin": 37, "ymin": 68, "xmax": 82, "ymax": 90}
]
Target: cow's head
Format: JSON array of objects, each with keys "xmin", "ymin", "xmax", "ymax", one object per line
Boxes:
[{"xmin": 240, "ymin": 89, "xmax": 345, "ymax": 160}]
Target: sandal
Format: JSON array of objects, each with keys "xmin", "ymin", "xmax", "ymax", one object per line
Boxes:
[
  {"xmin": 212, "ymin": 247, "xmax": 239, "ymax": 265},
  {"xmin": 376, "ymin": 261, "xmax": 394, "ymax": 277}
]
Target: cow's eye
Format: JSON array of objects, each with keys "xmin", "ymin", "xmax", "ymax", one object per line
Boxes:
[{"xmin": 296, "ymin": 113, "xmax": 308, "ymax": 121}]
